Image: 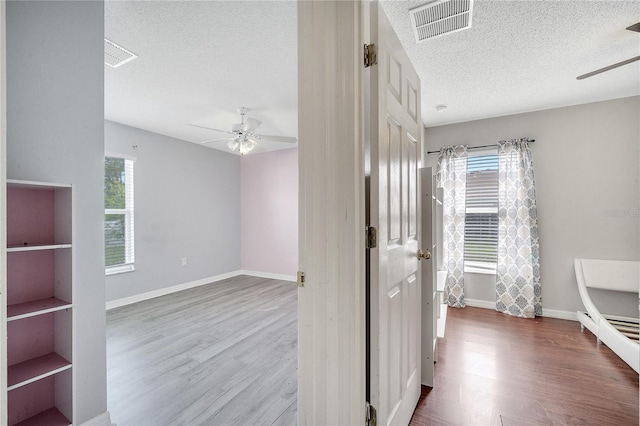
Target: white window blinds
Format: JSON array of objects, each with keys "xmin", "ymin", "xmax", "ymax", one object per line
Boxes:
[
  {"xmin": 105, "ymin": 156, "xmax": 135, "ymax": 273},
  {"xmin": 464, "ymin": 153, "xmax": 498, "ymax": 272}
]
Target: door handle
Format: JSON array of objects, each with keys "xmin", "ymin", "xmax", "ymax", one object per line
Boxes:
[{"xmin": 418, "ymin": 249, "xmax": 431, "ymax": 260}]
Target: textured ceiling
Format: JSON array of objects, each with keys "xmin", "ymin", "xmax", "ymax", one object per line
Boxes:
[
  {"xmin": 105, "ymin": 1, "xmax": 298, "ymax": 153},
  {"xmin": 380, "ymin": 0, "xmax": 640, "ymax": 127},
  {"xmin": 105, "ymin": 1, "xmax": 640, "ymax": 153}
]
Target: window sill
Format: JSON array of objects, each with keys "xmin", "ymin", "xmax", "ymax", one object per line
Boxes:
[
  {"xmin": 465, "ymin": 268, "xmax": 496, "ymax": 276},
  {"xmin": 464, "ymin": 261, "xmax": 496, "ymax": 275},
  {"xmin": 106, "ymin": 264, "xmax": 135, "ymax": 276}
]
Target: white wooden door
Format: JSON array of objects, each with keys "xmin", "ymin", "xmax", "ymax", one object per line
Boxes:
[{"xmin": 368, "ymin": 3, "xmax": 425, "ymax": 425}]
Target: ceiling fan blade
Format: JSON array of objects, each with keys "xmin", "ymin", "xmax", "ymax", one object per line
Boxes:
[
  {"xmin": 257, "ymin": 134, "xmax": 297, "ymax": 144},
  {"xmin": 186, "ymin": 123, "xmax": 235, "ymax": 135},
  {"xmin": 577, "ymin": 56, "xmax": 640, "ymax": 80},
  {"xmin": 250, "ymin": 143, "xmax": 266, "ymax": 153},
  {"xmin": 201, "ymin": 137, "xmax": 234, "ymax": 145},
  {"xmin": 626, "ymin": 22, "xmax": 640, "ymax": 32},
  {"xmin": 242, "ymin": 118, "xmax": 262, "ymax": 133}
]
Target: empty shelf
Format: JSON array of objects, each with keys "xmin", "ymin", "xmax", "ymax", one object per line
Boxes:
[
  {"xmin": 8, "ymin": 353, "xmax": 71, "ymax": 390},
  {"xmin": 8, "ymin": 298, "xmax": 72, "ymax": 321},
  {"xmin": 14, "ymin": 407, "xmax": 70, "ymax": 426}
]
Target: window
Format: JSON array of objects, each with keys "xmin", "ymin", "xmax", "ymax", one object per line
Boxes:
[
  {"xmin": 105, "ymin": 156, "xmax": 135, "ymax": 274},
  {"xmin": 464, "ymin": 152, "xmax": 498, "ymax": 273}
]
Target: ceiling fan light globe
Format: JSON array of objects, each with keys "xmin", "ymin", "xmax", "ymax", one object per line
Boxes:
[{"xmin": 239, "ymin": 141, "xmax": 255, "ymax": 155}]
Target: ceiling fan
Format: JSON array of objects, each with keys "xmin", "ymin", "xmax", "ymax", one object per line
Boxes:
[
  {"xmin": 187, "ymin": 107, "xmax": 297, "ymax": 155},
  {"xmin": 577, "ymin": 22, "xmax": 640, "ymax": 80}
]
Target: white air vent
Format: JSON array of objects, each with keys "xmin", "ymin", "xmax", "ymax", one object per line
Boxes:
[
  {"xmin": 104, "ymin": 39, "xmax": 137, "ymax": 68},
  {"xmin": 409, "ymin": 0, "xmax": 474, "ymax": 43}
]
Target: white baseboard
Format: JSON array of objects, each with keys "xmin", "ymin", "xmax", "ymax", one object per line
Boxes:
[
  {"xmin": 465, "ymin": 298, "xmax": 495, "ymax": 310},
  {"xmin": 542, "ymin": 308, "xmax": 577, "ymax": 321},
  {"xmin": 106, "ymin": 270, "xmax": 242, "ymax": 310},
  {"xmin": 79, "ymin": 411, "xmax": 113, "ymax": 426},
  {"xmin": 105, "ymin": 269, "xmax": 297, "ymax": 310},
  {"xmin": 239, "ymin": 270, "xmax": 296, "ymax": 282},
  {"xmin": 465, "ymin": 298, "xmax": 577, "ymax": 321}
]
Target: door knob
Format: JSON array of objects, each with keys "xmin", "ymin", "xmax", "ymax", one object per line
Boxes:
[{"xmin": 418, "ymin": 249, "xmax": 431, "ymax": 260}]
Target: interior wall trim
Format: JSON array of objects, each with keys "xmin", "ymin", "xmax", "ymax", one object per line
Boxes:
[
  {"xmin": 542, "ymin": 307, "xmax": 578, "ymax": 321},
  {"xmin": 463, "ymin": 298, "xmax": 495, "ymax": 310},
  {"xmin": 105, "ymin": 270, "xmax": 242, "ymax": 310},
  {"xmin": 465, "ymin": 298, "xmax": 577, "ymax": 321},
  {"xmin": 239, "ymin": 270, "xmax": 296, "ymax": 282}
]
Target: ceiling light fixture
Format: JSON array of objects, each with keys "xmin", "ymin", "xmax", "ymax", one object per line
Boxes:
[
  {"xmin": 187, "ymin": 107, "xmax": 297, "ymax": 155},
  {"xmin": 227, "ymin": 138, "xmax": 256, "ymax": 155},
  {"xmin": 435, "ymin": 104, "xmax": 448, "ymax": 112}
]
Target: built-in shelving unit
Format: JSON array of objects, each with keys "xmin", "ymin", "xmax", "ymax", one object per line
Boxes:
[
  {"xmin": 434, "ymin": 187, "xmax": 447, "ymax": 340},
  {"xmin": 421, "ymin": 169, "xmax": 442, "ymax": 387},
  {"xmin": 436, "ymin": 270, "xmax": 448, "ymax": 338},
  {"xmin": 6, "ymin": 180, "xmax": 74, "ymax": 426}
]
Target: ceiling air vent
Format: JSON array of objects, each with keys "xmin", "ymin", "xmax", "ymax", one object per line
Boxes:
[
  {"xmin": 409, "ymin": 0, "xmax": 474, "ymax": 43},
  {"xmin": 104, "ymin": 38, "xmax": 137, "ymax": 68}
]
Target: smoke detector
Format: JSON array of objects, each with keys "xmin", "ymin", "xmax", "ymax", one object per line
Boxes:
[
  {"xmin": 104, "ymin": 39, "xmax": 137, "ymax": 68},
  {"xmin": 409, "ymin": 0, "xmax": 474, "ymax": 43}
]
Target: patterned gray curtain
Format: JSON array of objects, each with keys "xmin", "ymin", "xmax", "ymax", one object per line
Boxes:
[
  {"xmin": 436, "ymin": 146, "xmax": 467, "ymax": 308},
  {"xmin": 496, "ymin": 139, "xmax": 541, "ymax": 318}
]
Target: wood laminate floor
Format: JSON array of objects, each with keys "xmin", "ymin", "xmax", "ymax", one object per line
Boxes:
[
  {"xmin": 410, "ymin": 306, "xmax": 639, "ymax": 426},
  {"xmin": 107, "ymin": 275, "xmax": 297, "ymax": 426},
  {"xmin": 109, "ymin": 279, "xmax": 638, "ymax": 426}
]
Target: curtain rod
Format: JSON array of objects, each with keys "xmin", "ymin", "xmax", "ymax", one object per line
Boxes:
[{"xmin": 426, "ymin": 139, "xmax": 535, "ymax": 155}]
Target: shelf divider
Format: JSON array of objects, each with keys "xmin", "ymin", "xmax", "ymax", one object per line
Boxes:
[
  {"xmin": 7, "ymin": 244, "xmax": 71, "ymax": 253},
  {"xmin": 14, "ymin": 407, "xmax": 71, "ymax": 426}
]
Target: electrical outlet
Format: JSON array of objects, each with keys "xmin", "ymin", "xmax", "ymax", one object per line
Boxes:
[{"xmin": 181, "ymin": 257, "xmax": 187, "ymax": 266}]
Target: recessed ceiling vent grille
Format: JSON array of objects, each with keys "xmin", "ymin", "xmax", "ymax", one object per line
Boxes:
[
  {"xmin": 409, "ymin": 0, "xmax": 474, "ymax": 43},
  {"xmin": 104, "ymin": 38, "xmax": 137, "ymax": 68}
]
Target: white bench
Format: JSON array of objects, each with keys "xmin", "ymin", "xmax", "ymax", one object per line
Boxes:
[{"xmin": 574, "ymin": 258, "xmax": 639, "ymax": 373}]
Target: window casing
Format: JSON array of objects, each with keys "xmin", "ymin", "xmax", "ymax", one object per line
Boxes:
[
  {"xmin": 105, "ymin": 156, "xmax": 135, "ymax": 274},
  {"xmin": 464, "ymin": 151, "xmax": 498, "ymax": 274}
]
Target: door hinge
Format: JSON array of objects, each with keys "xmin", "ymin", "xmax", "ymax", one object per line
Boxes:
[
  {"xmin": 366, "ymin": 226, "xmax": 377, "ymax": 249},
  {"xmin": 364, "ymin": 44, "xmax": 377, "ymax": 68},
  {"xmin": 297, "ymin": 271, "xmax": 305, "ymax": 287},
  {"xmin": 366, "ymin": 402, "xmax": 377, "ymax": 426}
]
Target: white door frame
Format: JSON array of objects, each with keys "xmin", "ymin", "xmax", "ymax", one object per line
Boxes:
[
  {"xmin": 297, "ymin": 1, "xmax": 366, "ymax": 424},
  {"xmin": 0, "ymin": 0, "xmax": 7, "ymax": 423}
]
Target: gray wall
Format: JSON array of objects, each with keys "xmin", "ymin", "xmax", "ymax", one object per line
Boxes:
[
  {"xmin": 7, "ymin": 1, "xmax": 106, "ymax": 422},
  {"xmin": 104, "ymin": 121, "xmax": 241, "ymax": 302},
  {"xmin": 424, "ymin": 96, "xmax": 639, "ymax": 317}
]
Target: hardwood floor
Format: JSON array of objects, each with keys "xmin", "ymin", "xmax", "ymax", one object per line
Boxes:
[
  {"xmin": 108, "ymin": 280, "xmax": 638, "ymax": 426},
  {"xmin": 410, "ymin": 306, "xmax": 639, "ymax": 426},
  {"xmin": 107, "ymin": 275, "xmax": 297, "ymax": 426}
]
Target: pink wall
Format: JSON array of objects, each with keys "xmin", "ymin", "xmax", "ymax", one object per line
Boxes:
[
  {"xmin": 7, "ymin": 187, "xmax": 54, "ymax": 247},
  {"xmin": 241, "ymin": 148, "xmax": 298, "ymax": 277}
]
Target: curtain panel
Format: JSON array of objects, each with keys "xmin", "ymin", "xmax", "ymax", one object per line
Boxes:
[
  {"xmin": 496, "ymin": 139, "xmax": 541, "ymax": 318},
  {"xmin": 436, "ymin": 145, "xmax": 467, "ymax": 308}
]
